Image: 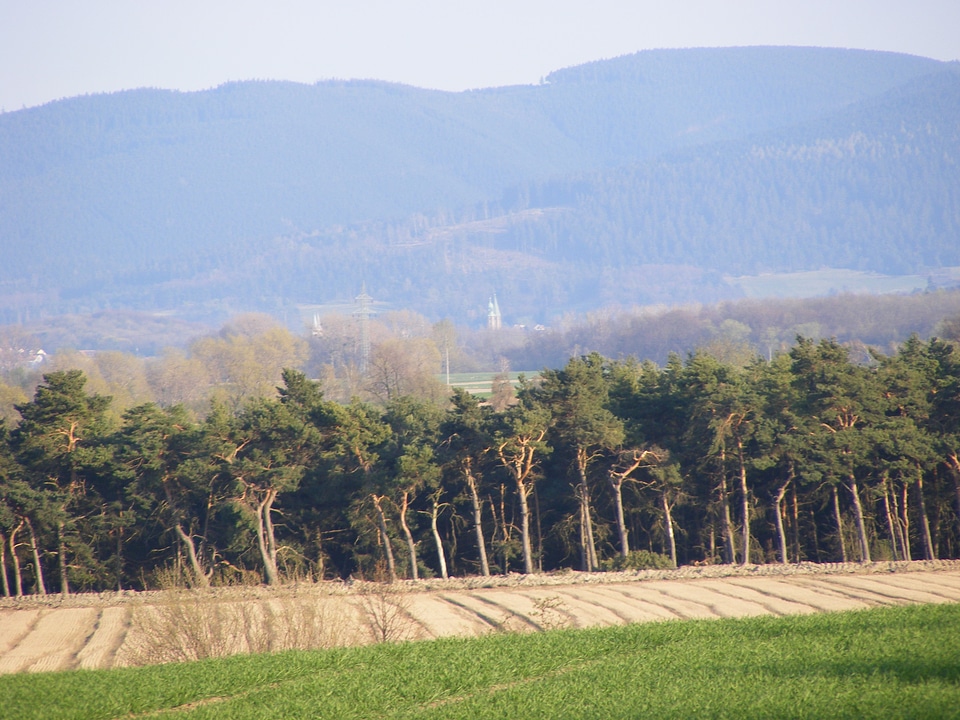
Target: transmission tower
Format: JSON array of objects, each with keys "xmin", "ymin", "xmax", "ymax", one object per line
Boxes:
[{"xmin": 354, "ymin": 284, "xmax": 374, "ymax": 373}]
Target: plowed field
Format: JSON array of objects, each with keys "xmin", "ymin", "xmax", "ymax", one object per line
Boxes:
[{"xmin": 2, "ymin": 560, "xmax": 958, "ymax": 674}]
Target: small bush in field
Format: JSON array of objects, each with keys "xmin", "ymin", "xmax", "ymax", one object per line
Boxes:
[
  {"xmin": 121, "ymin": 591, "xmax": 348, "ymax": 665},
  {"xmin": 601, "ymin": 550, "xmax": 674, "ymax": 571}
]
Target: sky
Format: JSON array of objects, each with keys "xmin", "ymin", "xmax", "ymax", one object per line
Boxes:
[{"xmin": 2, "ymin": 0, "xmax": 959, "ymax": 112}]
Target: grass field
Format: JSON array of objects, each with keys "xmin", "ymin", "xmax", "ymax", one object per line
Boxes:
[
  {"xmin": 442, "ymin": 371, "xmax": 537, "ymax": 398},
  {"xmin": 3, "ymin": 603, "xmax": 959, "ymax": 719}
]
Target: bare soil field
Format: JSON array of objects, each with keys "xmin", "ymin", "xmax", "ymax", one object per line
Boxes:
[{"xmin": 2, "ymin": 560, "xmax": 959, "ymax": 675}]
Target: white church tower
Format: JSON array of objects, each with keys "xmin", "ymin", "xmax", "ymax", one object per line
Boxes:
[{"xmin": 487, "ymin": 294, "xmax": 502, "ymax": 330}]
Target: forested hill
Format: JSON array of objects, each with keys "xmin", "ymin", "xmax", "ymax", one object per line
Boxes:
[
  {"xmin": 1, "ymin": 47, "xmax": 957, "ymax": 327},
  {"xmin": 470, "ymin": 69, "xmax": 960, "ymax": 277}
]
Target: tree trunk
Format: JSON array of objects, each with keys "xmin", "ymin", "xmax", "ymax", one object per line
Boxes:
[
  {"xmin": 607, "ymin": 452, "xmax": 651, "ymax": 561},
  {"xmin": 736, "ymin": 437, "xmax": 751, "ymax": 565},
  {"xmin": 719, "ymin": 470, "xmax": 736, "ymax": 564},
  {"xmin": 57, "ymin": 521, "xmax": 69, "ymax": 595},
  {"xmin": 8, "ymin": 522, "xmax": 23, "ymax": 596},
  {"xmin": 661, "ymin": 490, "xmax": 677, "ymax": 568},
  {"xmin": 832, "ymin": 485, "xmax": 848, "ymax": 563},
  {"xmin": 0, "ymin": 531, "xmax": 9, "ymax": 598},
  {"xmin": 931, "ymin": 468, "xmax": 942, "ymax": 554},
  {"xmin": 882, "ymin": 478, "xmax": 901, "ymax": 561},
  {"xmin": 115, "ymin": 520, "xmax": 124, "ymax": 592},
  {"xmin": 162, "ymin": 479, "xmax": 204, "ymax": 586},
  {"xmin": 175, "ymin": 523, "xmax": 210, "ymax": 588},
  {"xmin": 398, "ymin": 491, "xmax": 418, "ymax": 580},
  {"xmin": 493, "ymin": 486, "xmax": 512, "ymax": 574},
  {"xmin": 811, "ymin": 509, "xmax": 822, "ymax": 562},
  {"xmin": 612, "ymin": 478, "xmax": 629, "ymax": 558},
  {"xmin": 916, "ymin": 466, "xmax": 936, "ymax": 561},
  {"xmin": 899, "ymin": 481, "xmax": 912, "ymax": 560},
  {"xmin": 465, "ymin": 470, "xmax": 490, "ymax": 577},
  {"xmin": 534, "ymin": 484, "xmax": 544, "ymax": 573},
  {"xmin": 24, "ymin": 519, "xmax": 46, "ymax": 596},
  {"xmin": 577, "ymin": 451, "xmax": 598, "ymax": 571},
  {"xmin": 255, "ymin": 489, "xmax": 280, "ymax": 586},
  {"xmin": 773, "ymin": 479, "xmax": 789, "ymax": 565},
  {"xmin": 790, "ymin": 482, "xmax": 801, "ymax": 563},
  {"xmin": 429, "ymin": 497, "xmax": 448, "ymax": 579},
  {"xmin": 488, "ymin": 493, "xmax": 501, "ymax": 573},
  {"xmin": 371, "ymin": 495, "xmax": 397, "ymax": 582},
  {"xmin": 951, "ymin": 456, "xmax": 960, "ymax": 540},
  {"xmin": 577, "ymin": 489, "xmax": 588, "ymax": 571},
  {"xmin": 200, "ymin": 489, "xmax": 214, "ymax": 572},
  {"xmin": 847, "ymin": 476, "xmax": 871, "ymax": 563},
  {"xmin": 263, "ymin": 493, "xmax": 278, "ymax": 578},
  {"xmin": 890, "ymin": 480, "xmax": 909, "ymax": 560},
  {"xmin": 517, "ymin": 481, "xmax": 534, "ymax": 575}
]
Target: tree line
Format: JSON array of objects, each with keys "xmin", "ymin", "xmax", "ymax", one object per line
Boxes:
[{"xmin": 2, "ymin": 334, "xmax": 960, "ymax": 595}]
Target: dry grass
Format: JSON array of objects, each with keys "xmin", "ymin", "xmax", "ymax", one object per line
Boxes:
[
  {"xmin": 355, "ymin": 583, "xmax": 423, "ymax": 644},
  {"xmin": 494, "ymin": 595, "xmax": 573, "ymax": 634},
  {"xmin": 119, "ymin": 580, "xmax": 427, "ymax": 666},
  {"xmin": 529, "ymin": 595, "xmax": 572, "ymax": 631},
  {"xmin": 120, "ymin": 591, "xmax": 353, "ymax": 666}
]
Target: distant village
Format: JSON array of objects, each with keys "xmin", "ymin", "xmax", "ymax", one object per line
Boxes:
[{"xmin": 0, "ymin": 347, "xmax": 46, "ymax": 371}]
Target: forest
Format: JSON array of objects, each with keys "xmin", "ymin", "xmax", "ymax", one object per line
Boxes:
[
  {"xmin": 5, "ymin": 49, "xmax": 960, "ymax": 586},
  {"xmin": 2, "ymin": 47, "xmax": 957, "ymax": 326},
  {"xmin": 3, "ymin": 330, "xmax": 960, "ymax": 596}
]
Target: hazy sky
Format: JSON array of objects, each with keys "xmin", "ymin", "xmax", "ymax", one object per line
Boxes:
[{"xmin": 2, "ymin": 0, "xmax": 959, "ymax": 112}]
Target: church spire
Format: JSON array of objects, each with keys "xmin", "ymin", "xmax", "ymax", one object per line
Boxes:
[{"xmin": 487, "ymin": 294, "xmax": 502, "ymax": 330}]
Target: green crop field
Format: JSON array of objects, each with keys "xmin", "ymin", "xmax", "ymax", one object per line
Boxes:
[
  {"xmin": 441, "ymin": 371, "xmax": 537, "ymax": 398},
  {"xmin": 3, "ymin": 603, "xmax": 959, "ymax": 719}
]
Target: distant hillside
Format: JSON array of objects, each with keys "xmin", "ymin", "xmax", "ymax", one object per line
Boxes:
[
  {"xmin": 0, "ymin": 47, "xmax": 956, "ymax": 328},
  {"xmin": 221, "ymin": 66, "xmax": 960, "ymax": 324},
  {"xmin": 467, "ymin": 69, "xmax": 960, "ymax": 277}
]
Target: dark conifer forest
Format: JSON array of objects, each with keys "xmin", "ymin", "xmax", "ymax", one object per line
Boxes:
[{"xmin": 3, "ymin": 335, "xmax": 960, "ymax": 594}]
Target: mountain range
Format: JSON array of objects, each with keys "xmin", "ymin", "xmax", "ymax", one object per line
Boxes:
[{"xmin": 1, "ymin": 46, "xmax": 958, "ymax": 332}]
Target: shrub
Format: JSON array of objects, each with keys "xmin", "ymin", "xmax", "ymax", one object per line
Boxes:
[{"xmin": 601, "ymin": 550, "xmax": 674, "ymax": 572}]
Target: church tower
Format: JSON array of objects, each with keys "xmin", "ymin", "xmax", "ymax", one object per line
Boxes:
[{"xmin": 487, "ymin": 294, "xmax": 502, "ymax": 330}]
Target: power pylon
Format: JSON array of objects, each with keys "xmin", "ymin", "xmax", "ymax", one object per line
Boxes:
[{"xmin": 354, "ymin": 284, "xmax": 374, "ymax": 372}]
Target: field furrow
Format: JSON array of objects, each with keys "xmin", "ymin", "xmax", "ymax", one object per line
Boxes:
[
  {"xmin": 547, "ymin": 589, "xmax": 622, "ymax": 628},
  {"xmin": 1, "ymin": 565, "xmax": 959, "ymax": 674},
  {"xmin": 76, "ymin": 606, "xmax": 131, "ymax": 670},
  {"xmin": 788, "ymin": 577, "xmax": 903, "ymax": 606},
  {"xmin": 691, "ymin": 579, "xmax": 813, "ymax": 616},
  {"xmin": 603, "ymin": 586, "xmax": 689, "ymax": 620},
  {"xmin": 408, "ymin": 594, "xmax": 492, "ymax": 637},
  {"xmin": 0, "ymin": 608, "xmax": 96, "ymax": 673},
  {"xmin": 725, "ymin": 576, "xmax": 873, "ymax": 612},
  {"xmin": 615, "ymin": 585, "xmax": 721, "ymax": 619},
  {"xmin": 825, "ymin": 575, "xmax": 956, "ymax": 604},
  {"xmin": 0, "ymin": 609, "xmax": 42, "ymax": 655},
  {"xmin": 557, "ymin": 587, "xmax": 637, "ymax": 624}
]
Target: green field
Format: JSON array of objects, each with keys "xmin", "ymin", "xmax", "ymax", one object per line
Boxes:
[
  {"xmin": 3, "ymin": 603, "xmax": 959, "ymax": 719},
  {"xmin": 442, "ymin": 371, "xmax": 537, "ymax": 398}
]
